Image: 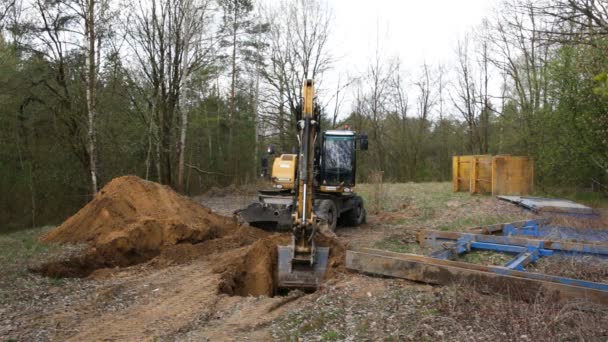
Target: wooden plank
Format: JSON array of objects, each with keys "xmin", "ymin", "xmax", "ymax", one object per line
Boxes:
[
  {"xmin": 452, "ymin": 156, "xmax": 459, "ymax": 192},
  {"xmin": 471, "ymin": 156, "xmax": 478, "ymax": 194},
  {"xmin": 346, "ymin": 249, "xmax": 608, "ymax": 304}
]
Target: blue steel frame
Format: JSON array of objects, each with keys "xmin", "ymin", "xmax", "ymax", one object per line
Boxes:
[{"xmin": 420, "ymin": 221, "xmax": 608, "ymax": 293}]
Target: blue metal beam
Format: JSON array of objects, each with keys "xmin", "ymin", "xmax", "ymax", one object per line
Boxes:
[
  {"xmin": 504, "ymin": 250, "xmax": 538, "ymax": 271},
  {"xmin": 470, "ymin": 241, "xmax": 525, "ymax": 254},
  {"xmin": 419, "ymin": 230, "xmax": 608, "ymax": 256}
]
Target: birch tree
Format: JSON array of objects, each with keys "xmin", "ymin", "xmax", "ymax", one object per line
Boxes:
[{"xmin": 127, "ymin": 0, "xmax": 214, "ymax": 188}]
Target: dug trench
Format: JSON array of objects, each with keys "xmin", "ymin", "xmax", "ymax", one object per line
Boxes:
[{"xmin": 32, "ymin": 175, "xmax": 345, "ymax": 298}]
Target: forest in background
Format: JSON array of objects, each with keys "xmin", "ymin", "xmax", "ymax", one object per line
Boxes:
[{"xmin": 0, "ymin": 0, "xmax": 607, "ymax": 229}]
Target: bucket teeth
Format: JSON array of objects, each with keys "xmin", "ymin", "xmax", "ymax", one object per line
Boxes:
[{"xmin": 277, "ymin": 246, "xmax": 329, "ymax": 289}]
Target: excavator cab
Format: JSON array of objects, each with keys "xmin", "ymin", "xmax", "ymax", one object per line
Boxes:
[{"xmin": 319, "ymin": 131, "xmax": 368, "ymax": 190}]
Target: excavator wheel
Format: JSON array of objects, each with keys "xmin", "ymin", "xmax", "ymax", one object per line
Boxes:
[
  {"xmin": 342, "ymin": 196, "xmax": 366, "ymax": 226},
  {"xmin": 316, "ymin": 199, "xmax": 338, "ymax": 230}
]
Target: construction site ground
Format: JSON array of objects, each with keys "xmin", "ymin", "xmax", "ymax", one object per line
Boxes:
[{"xmin": 1, "ymin": 181, "xmax": 608, "ymax": 341}]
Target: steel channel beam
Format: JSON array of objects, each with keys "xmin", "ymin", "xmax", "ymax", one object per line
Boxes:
[
  {"xmin": 346, "ymin": 248, "xmax": 608, "ymax": 304},
  {"xmin": 504, "ymin": 251, "xmax": 537, "ymax": 271},
  {"xmin": 467, "ymin": 219, "xmax": 549, "ymax": 235},
  {"xmin": 419, "ymin": 230, "xmax": 608, "ymax": 255}
]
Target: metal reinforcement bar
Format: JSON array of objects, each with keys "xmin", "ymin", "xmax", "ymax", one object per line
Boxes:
[
  {"xmin": 418, "ymin": 229, "xmax": 608, "ymax": 256},
  {"xmin": 466, "ymin": 219, "xmax": 550, "ymax": 235},
  {"xmin": 345, "ymin": 248, "xmax": 608, "ymax": 304}
]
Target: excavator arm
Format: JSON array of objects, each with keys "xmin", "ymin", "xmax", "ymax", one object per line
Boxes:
[{"xmin": 277, "ymin": 80, "xmax": 330, "ymax": 289}]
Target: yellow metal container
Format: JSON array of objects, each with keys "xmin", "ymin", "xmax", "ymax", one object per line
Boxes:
[
  {"xmin": 453, "ymin": 155, "xmax": 534, "ymax": 196},
  {"xmin": 452, "ymin": 155, "xmax": 492, "ymax": 193},
  {"xmin": 491, "ymin": 155, "xmax": 534, "ymax": 196}
]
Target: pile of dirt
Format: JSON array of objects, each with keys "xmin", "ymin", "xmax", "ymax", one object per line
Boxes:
[
  {"xmin": 36, "ymin": 176, "xmax": 247, "ymax": 276},
  {"xmin": 35, "ymin": 176, "xmax": 346, "ymax": 297},
  {"xmin": 42, "ymin": 176, "xmax": 237, "ymax": 245}
]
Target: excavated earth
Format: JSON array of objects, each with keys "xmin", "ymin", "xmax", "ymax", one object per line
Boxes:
[
  {"xmin": 36, "ymin": 176, "xmax": 344, "ymax": 298},
  {"xmin": 12, "ymin": 176, "xmax": 346, "ymax": 341}
]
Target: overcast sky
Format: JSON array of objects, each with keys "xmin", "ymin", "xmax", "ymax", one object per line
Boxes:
[{"xmin": 319, "ymin": 0, "xmax": 501, "ymax": 119}]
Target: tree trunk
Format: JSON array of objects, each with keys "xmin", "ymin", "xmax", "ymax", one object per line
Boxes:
[
  {"xmin": 177, "ymin": 106, "xmax": 188, "ymax": 191},
  {"xmin": 86, "ymin": 0, "xmax": 99, "ymax": 195},
  {"xmin": 229, "ymin": 5, "xmax": 238, "ymax": 182},
  {"xmin": 253, "ymin": 65, "xmax": 261, "ymax": 180},
  {"xmin": 177, "ymin": 1, "xmax": 193, "ymax": 192}
]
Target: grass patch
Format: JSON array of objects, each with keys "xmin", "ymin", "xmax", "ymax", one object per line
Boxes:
[
  {"xmin": 322, "ymin": 330, "xmax": 342, "ymax": 341},
  {"xmin": 457, "ymin": 250, "xmax": 514, "ymax": 266},
  {"xmin": 373, "ymin": 237, "xmax": 424, "ymax": 254},
  {"xmin": 0, "ymin": 225, "xmax": 79, "ymax": 306},
  {"xmin": 357, "ymin": 182, "xmax": 468, "ymax": 213},
  {"xmin": 0, "ymin": 226, "xmax": 58, "ymax": 271},
  {"xmin": 437, "ymin": 214, "xmax": 519, "ymax": 231}
]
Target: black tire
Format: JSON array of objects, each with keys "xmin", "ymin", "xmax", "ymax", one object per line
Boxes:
[
  {"xmin": 317, "ymin": 199, "xmax": 338, "ymax": 231},
  {"xmin": 343, "ymin": 196, "xmax": 366, "ymax": 226}
]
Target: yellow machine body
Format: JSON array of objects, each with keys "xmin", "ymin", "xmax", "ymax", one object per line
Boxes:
[{"xmin": 271, "ymin": 154, "xmax": 297, "ymax": 190}]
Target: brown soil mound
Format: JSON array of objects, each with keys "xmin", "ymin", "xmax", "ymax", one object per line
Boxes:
[
  {"xmin": 37, "ymin": 176, "xmax": 241, "ymax": 276},
  {"xmin": 35, "ymin": 176, "xmax": 345, "ymax": 297},
  {"xmin": 42, "ymin": 176, "xmax": 236, "ymax": 245}
]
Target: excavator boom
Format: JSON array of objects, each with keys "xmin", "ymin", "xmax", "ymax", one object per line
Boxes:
[{"xmin": 277, "ymin": 80, "xmax": 329, "ymax": 289}]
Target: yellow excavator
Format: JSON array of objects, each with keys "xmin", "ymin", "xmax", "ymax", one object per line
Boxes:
[{"xmin": 238, "ymin": 80, "xmax": 368, "ymax": 289}]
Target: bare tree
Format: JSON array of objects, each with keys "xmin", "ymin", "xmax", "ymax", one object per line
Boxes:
[
  {"xmin": 489, "ymin": 0, "xmax": 551, "ymax": 154},
  {"xmin": 359, "ymin": 40, "xmax": 396, "ymax": 173},
  {"xmin": 411, "ymin": 62, "xmax": 435, "ymax": 178},
  {"xmin": 127, "ymin": 0, "xmax": 214, "ymax": 189},
  {"xmin": 535, "ymin": 0, "xmax": 608, "ymax": 41},
  {"xmin": 218, "ymin": 0, "xmax": 253, "ymax": 177},
  {"xmin": 452, "ymin": 36, "xmax": 481, "ymax": 153},
  {"xmin": 16, "ymin": 0, "xmax": 113, "ymax": 196},
  {"xmin": 388, "ymin": 60, "xmax": 411, "ymax": 180},
  {"xmin": 83, "ymin": 0, "xmax": 100, "ymax": 194},
  {"xmin": 259, "ymin": 0, "xmax": 332, "ymax": 152}
]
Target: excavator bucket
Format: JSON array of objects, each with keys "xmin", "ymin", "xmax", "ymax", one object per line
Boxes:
[
  {"xmin": 277, "ymin": 245, "xmax": 330, "ymax": 290},
  {"xmin": 236, "ymin": 190, "xmax": 294, "ymax": 231},
  {"xmin": 236, "ymin": 202, "xmax": 292, "ymax": 231}
]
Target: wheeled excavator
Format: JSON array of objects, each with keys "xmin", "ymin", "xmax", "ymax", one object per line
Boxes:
[{"xmin": 238, "ymin": 79, "xmax": 368, "ymax": 289}]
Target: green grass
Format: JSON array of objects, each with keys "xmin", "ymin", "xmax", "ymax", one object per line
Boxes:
[
  {"xmin": 357, "ymin": 182, "xmax": 469, "ymax": 213},
  {"xmin": 0, "ymin": 226, "xmax": 65, "ymax": 304},
  {"xmin": 322, "ymin": 330, "xmax": 342, "ymax": 341},
  {"xmin": 373, "ymin": 237, "xmax": 424, "ymax": 254},
  {"xmin": 358, "ymin": 182, "xmax": 530, "ymax": 257},
  {"xmin": 458, "ymin": 250, "xmax": 513, "ymax": 266},
  {"xmin": 358, "ymin": 182, "xmax": 524, "ymax": 231},
  {"xmin": 0, "ymin": 226, "xmax": 57, "ymax": 267},
  {"xmin": 535, "ymin": 187, "xmax": 608, "ymax": 208},
  {"xmin": 436, "ymin": 214, "xmax": 519, "ymax": 232}
]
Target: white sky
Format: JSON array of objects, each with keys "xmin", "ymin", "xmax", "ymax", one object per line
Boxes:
[{"xmin": 320, "ymin": 0, "xmax": 500, "ymax": 119}]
